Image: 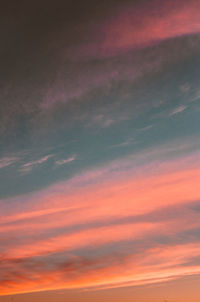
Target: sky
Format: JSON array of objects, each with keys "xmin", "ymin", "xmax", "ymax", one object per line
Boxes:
[{"xmin": 0, "ymin": 0, "xmax": 200, "ymax": 301}]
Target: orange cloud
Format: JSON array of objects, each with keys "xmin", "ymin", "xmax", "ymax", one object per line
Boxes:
[
  {"xmin": 1, "ymin": 149, "xmax": 200, "ymax": 295},
  {"xmin": 1, "ymin": 243, "xmax": 200, "ymax": 296}
]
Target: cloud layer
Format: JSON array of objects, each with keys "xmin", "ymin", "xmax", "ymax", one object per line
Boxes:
[
  {"xmin": 0, "ymin": 0, "xmax": 200, "ymax": 300},
  {"xmin": 1, "ymin": 148, "xmax": 200, "ymax": 295}
]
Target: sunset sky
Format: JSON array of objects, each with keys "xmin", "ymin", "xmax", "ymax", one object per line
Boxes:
[{"xmin": 0, "ymin": 0, "xmax": 200, "ymax": 301}]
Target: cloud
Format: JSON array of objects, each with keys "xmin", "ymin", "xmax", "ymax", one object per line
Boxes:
[
  {"xmin": 0, "ymin": 1, "xmax": 200, "ymax": 297},
  {"xmin": 1, "ymin": 144, "xmax": 200, "ymax": 295},
  {"xmin": 1, "ymin": 243, "xmax": 200, "ymax": 296},
  {"xmin": 72, "ymin": 0, "xmax": 200, "ymax": 58},
  {"xmin": 169, "ymin": 105, "xmax": 187, "ymax": 116},
  {"xmin": 55, "ymin": 156, "xmax": 76, "ymax": 166},
  {"xmin": 20, "ymin": 154, "xmax": 54, "ymax": 173},
  {"xmin": 0, "ymin": 157, "xmax": 18, "ymax": 169}
]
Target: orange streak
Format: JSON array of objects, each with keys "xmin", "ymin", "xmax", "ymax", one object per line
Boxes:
[{"xmin": 1, "ymin": 151, "xmax": 200, "ymax": 295}]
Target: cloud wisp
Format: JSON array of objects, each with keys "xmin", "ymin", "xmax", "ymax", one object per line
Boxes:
[
  {"xmin": 20, "ymin": 154, "xmax": 54, "ymax": 173},
  {"xmin": 0, "ymin": 157, "xmax": 18, "ymax": 169},
  {"xmin": 55, "ymin": 156, "xmax": 76, "ymax": 166}
]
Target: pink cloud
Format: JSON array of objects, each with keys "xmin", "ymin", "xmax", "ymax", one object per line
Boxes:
[
  {"xmin": 1, "ymin": 243, "xmax": 200, "ymax": 296},
  {"xmin": 1, "ymin": 144, "xmax": 200, "ymax": 295},
  {"xmin": 0, "ymin": 157, "xmax": 18, "ymax": 169},
  {"xmin": 82, "ymin": 0, "xmax": 200, "ymax": 57},
  {"xmin": 55, "ymin": 156, "xmax": 76, "ymax": 166}
]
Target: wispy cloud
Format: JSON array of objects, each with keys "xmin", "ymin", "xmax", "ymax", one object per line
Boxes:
[
  {"xmin": 169, "ymin": 105, "xmax": 187, "ymax": 116},
  {"xmin": 0, "ymin": 157, "xmax": 18, "ymax": 169},
  {"xmin": 20, "ymin": 154, "xmax": 54, "ymax": 173},
  {"xmin": 55, "ymin": 156, "xmax": 76, "ymax": 166},
  {"xmin": 108, "ymin": 138, "xmax": 136, "ymax": 149}
]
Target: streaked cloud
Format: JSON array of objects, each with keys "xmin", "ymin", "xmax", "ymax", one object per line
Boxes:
[
  {"xmin": 169, "ymin": 105, "xmax": 187, "ymax": 116},
  {"xmin": 0, "ymin": 0, "xmax": 200, "ymax": 300},
  {"xmin": 0, "ymin": 157, "xmax": 18, "ymax": 169},
  {"xmin": 0, "ymin": 145, "xmax": 200, "ymax": 295},
  {"xmin": 55, "ymin": 156, "xmax": 76, "ymax": 166},
  {"xmin": 20, "ymin": 154, "xmax": 54, "ymax": 173},
  {"xmin": 75, "ymin": 0, "xmax": 200, "ymax": 58}
]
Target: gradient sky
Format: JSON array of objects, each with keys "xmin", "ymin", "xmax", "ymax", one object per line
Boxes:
[{"xmin": 1, "ymin": 0, "xmax": 200, "ymax": 301}]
